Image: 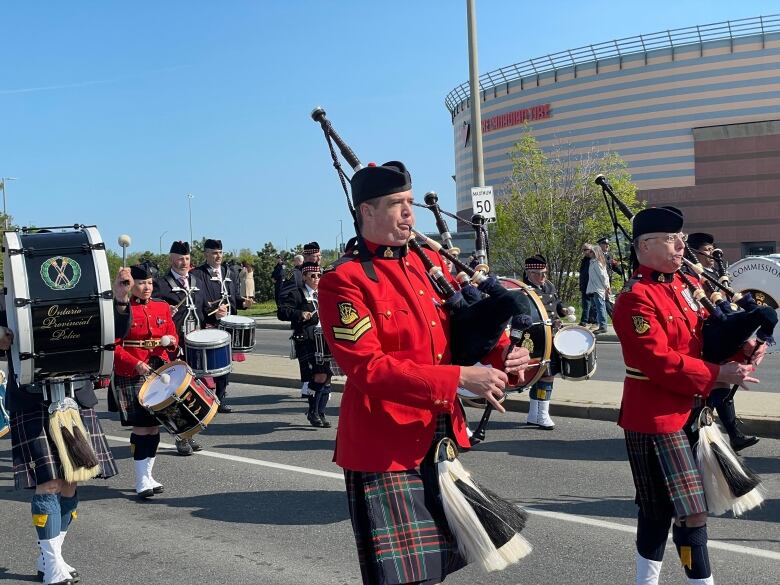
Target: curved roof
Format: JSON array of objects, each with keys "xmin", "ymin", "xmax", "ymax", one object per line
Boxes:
[{"xmin": 445, "ymin": 14, "xmax": 780, "ymax": 116}]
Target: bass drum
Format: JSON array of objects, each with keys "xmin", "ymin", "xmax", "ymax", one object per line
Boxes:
[
  {"xmin": 497, "ymin": 278, "xmax": 553, "ymax": 390},
  {"xmin": 728, "ymin": 255, "xmax": 780, "ymax": 353},
  {"xmin": 3, "ymin": 227, "xmax": 115, "ymax": 385}
]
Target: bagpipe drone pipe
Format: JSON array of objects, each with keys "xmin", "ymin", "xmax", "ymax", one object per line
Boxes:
[
  {"xmin": 311, "ymin": 106, "xmax": 533, "ymax": 571},
  {"xmin": 595, "ymin": 174, "xmax": 773, "ymax": 516}
]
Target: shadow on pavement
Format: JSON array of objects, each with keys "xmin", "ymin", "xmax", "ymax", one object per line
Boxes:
[
  {"xmin": 523, "ymin": 494, "xmax": 636, "ymax": 520},
  {"xmin": 472, "ymin": 437, "xmax": 627, "ymax": 461}
]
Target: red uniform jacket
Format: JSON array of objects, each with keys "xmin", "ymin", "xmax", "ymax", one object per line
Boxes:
[
  {"xmin": 612, "ymin": 266, "xmax": 720, "ymax": 434},
  {"xmin": 114, "ymin": 297, "xmax": 179, "ymax": 377},
  {"xmin": 318, "ymin": 241, "xmax": 511, "ymax": 472}
]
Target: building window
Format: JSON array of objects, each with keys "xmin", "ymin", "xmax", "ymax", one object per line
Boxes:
[{"xmin": 741, "ymin": 241, "xmax": 776, "ymax": 256}]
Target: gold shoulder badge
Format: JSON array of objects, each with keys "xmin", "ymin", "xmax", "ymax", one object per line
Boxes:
[
  {"xmin": 633, "ymin": 316, "xmax": 650, "ymax": 334},
  {"xmin": 338, "ymin": 302, "xmax": 359, "ymax": 325}
]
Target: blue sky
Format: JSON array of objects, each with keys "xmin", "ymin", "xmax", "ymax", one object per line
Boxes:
[{"xmin": 1, "ymin": 1, "xmax": 775, "ymax": 256}]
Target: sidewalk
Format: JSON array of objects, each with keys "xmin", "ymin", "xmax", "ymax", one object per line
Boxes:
[{"xmin": 233, "ymin": 353, "xmax": 780, "ymax": 439}]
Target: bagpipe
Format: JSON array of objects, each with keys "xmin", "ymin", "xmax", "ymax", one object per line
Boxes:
[
  {"xmin": 312, "ymin": 106, "xmax": 533, "ymax": 571},
  {"xmin": 595, "ymin": 174, "xmax": 772, "ymax": 516}
]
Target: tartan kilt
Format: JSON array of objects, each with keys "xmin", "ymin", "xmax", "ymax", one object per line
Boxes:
[
  {"xmin": 624, "ymin": 429, "xmax": 708, "ymax": 519},
  {"xmin": 295, "ymin": 338, "xmax": 331, "ymax": 383},
  {"xmin": 11, "ymin": 407, "xmax": 118, "ymax": 489},
  {"xmin": 114, "ymin": 375, "xmax": 160, "ymax": 428}
]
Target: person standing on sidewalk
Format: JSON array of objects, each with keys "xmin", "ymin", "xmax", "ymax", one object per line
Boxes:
[
  {"xmin": 522, "ymin": 254, "xmax": 573, "ymax": 430},
  {"xmin": 153, "ymin": 240, "xmax": 208, "ymax": 456},
  {"xmin": 587, "ymin": 245, "xmax": 611, "ymax": 334},
  {"xmin": 613, "ymin": 207, "xmax": 763, "ymax": 585},
  {"xmin": 579, "ymin": 244, "xmax": 596, "ymax": 328},
  {"xmin": 687, "ymin": 232, "xmax": 759, "ymax": 452}
]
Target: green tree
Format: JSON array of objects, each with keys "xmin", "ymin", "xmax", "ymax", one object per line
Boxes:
[{"xmin": 491, "ymin": 130, "xmax": 643, "ymax": 302}]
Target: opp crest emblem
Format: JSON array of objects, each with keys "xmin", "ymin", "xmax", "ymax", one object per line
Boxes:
[{"xmin": 40, "ymin": 256, "xmax": 82, "ymax": 290}]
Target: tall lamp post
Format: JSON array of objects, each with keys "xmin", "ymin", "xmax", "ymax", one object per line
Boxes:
[
  {"xmin": 1, "ymin": 177, "xmax": 17, "ymax": 229},
  {"xmin": 186, "ymin": 193, "xmax": 195, "ymax": 248},
  {"xmin": 338, "ymin": 219, "xmax": 345, "ymax": 253},
  {"xmin": 159, "ymin": 230, "xmax": 168, "ymax": 255}
]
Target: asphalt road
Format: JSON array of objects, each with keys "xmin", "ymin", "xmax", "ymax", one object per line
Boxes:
[
  {"xmin": 251, "ymin": 328, "xmax": 780, "ymax": 393},
  {"xmin": 1, "ymin": 382, "xmax": 777, "ymax": 584}
]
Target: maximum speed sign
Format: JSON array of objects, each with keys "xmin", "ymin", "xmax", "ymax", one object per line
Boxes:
[{"xmin": 471, "ymin": 186, "xmax": 497, "ymax": 223}]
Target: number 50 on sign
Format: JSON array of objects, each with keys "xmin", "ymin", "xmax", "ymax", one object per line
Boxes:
[{"xmin": 471, "ymin": 186, "xmax": 497, "ymax": 223}]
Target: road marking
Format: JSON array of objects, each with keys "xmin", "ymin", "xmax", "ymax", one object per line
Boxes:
[
  {"xmin": 106, "ymin": 435, "xmax": 780, "ymax": 561},
  {"xmin": 105, "ymin": 435, "xmax": 343, "ymax": 480},
  {"xmin": 526, "ymin": 508, "xmax": 780, "ymax": 561}
]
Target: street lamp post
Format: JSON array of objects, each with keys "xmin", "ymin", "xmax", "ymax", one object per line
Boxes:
[
  {"xmin": 1, "ymin": 177, "xmax": 17, "ymax": 229},
  {"xmin": 338, "ymin": 219, "xmax": 345, "ymax": 253},
  {"xmin": 186, "ymin": 193, "xmax": 195, "ymax": 247},
  {"xmin": 159, "ymin": 230, "xmax": 168, "ymax": 255}
]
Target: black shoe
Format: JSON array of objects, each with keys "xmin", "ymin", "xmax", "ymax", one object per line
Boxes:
[
  {"xmin": 153, "ymin": 485, "xmax": 165, "ymax": 494},
  {"xmin": 306, "ymin": 411, "xmax": 324, "ymax": 427},
  {"xmin": 176, "ymin": 438, "xmax": 193, "ymax": 456},
  {"xmin": 318, "ymin": 414, "xmax": 331, "ymax": 428},
  {"xmin": 217, "ymin": 404, "xmax": 233, "ymax": 414},
  {"xmin": 593, "ymin": 328, "xmax": 608, "ymax": 334},
  {"xmin": 188, "ymin": 438, "xmax": 203, "ymax": 452},
  {"xmin": 37, "ymin": 571, "xmax": 80, "ymax": 583},
  {"xmin": 136, "ymin": 488, "xmax": 154, "ymax": 499},
  {"xmin": 730, "ymin": 434, "xmax": 759, "ymax": 452}
]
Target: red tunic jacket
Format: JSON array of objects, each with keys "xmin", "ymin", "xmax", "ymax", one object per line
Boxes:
[
  {"xmin": 318, "ymin": 241, "xmax": 511, "ymax": 472},
  {"xmin": 114, "ymin": 297, "xmax": 179, "ymax": 377},
  {"xmin": 612, "ymin": 265, "xmax": 720, "ymax": 433}
]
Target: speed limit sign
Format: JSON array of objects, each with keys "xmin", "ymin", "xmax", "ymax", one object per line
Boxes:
[{"xmin": 471, "ymin": 186, "xmax": 496, "ymax": 223}]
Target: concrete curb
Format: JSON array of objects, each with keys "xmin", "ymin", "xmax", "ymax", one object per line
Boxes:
[{"xmin": 230, "ymin": 372, "xmax": 779, "ymax": 439}]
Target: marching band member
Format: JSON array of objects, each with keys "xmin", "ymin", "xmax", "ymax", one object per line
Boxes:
[
  {"xmin": 686, "ymin": 232, "xmax": 759, "ymax": 452},
  {"xmin": 613, "ymin": 207, "xmax": 761, "ymax": 585},
  {"xmin": 153, "ymin": 240, "xmax": 208, "ymax": 455},
  {"xmin": 522, "ymin": 254, "xmax": 572, "ymax": 430},
  {"xmin": 195, "ymin": 238, "xmax": 254, "ymax": 413},
  {"xmin": 2, "ymin": 268, "xmax": 132, "ymax": 585},
  {"xmin": 113, "ymin": 265, "xmax": 179, "ymax": 499},
  {"xmin": 277, "ymin": 262, "xmax": 332, "ymax": 428},
  {"xmin": 318, "ymin": 161, "xmax": 531, "ymax": 584},
  {"xmin": 279, "ymin": 241, "xmax": 321, "ymax": 295}
]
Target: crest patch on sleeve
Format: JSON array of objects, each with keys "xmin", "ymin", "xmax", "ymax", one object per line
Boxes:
[
  {"xmin": 333, "ymin": 302, "xmax": 372, "ymax": 342},
  {"xmin": 633, "ymin": 316, "xmax": 650, "ymax": 334}
]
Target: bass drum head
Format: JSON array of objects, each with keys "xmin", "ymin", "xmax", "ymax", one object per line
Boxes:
[
  {"xmin": 497, "ymin": 277, "xmax": 552, "ymax": 390},
  {"xmin": 729, "ymin": 255, "xmax": 780, "ymax": 353}
]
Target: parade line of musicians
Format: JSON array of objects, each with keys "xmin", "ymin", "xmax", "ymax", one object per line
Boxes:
[{"xmin": 1, "ymin": 164, "xmax": 768, "ymax": 585}]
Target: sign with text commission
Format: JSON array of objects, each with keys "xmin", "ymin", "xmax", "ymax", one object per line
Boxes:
[{"xmin": 471, "ymin": 186, "xmax": 496, "ymax": 223}]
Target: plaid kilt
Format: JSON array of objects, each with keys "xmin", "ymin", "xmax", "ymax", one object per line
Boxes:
[
  {"xmin": 295, "ymin": 338, "xmax": 331, "ymax": 383},
  {"xmin": 114, "ymin": 375, "xmax": 160, "ymax": 428},
  {"xmin": 624, "ymin": 429, "xmax": 708, "ymax": 519},
  {"xmin": 11, "ymin": 407, "xmax": 118, "ymax": 489}
]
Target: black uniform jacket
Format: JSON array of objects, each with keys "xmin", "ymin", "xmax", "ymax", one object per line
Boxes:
[
  {"xmin": 194, "ymin": 263, "xmax": 248, "ymax": 326},
  {"xmin": 277, "ymin": 282, "xmax": 319, "ymax": 339},
  {"xmin": 153, "ymin": 270, "xmax": 208, "ymax": 336},
  {"xmin": 1, "ymin": 301, "xmax": 132, "ymax": 412}
]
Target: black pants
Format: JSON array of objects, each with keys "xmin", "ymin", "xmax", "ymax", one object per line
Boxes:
[{"xmin": 215, "ymin": 374, "xmax": 229, "ymax": 402}]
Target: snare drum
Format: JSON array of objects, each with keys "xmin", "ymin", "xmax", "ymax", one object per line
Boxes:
[
  {"xmin": 497, "ymin": 278, "xmax": 553, "ymax": 389},
  {"xmin": 139, "ymin": 361, "xmax": 219, "ymax": 439},
  {"xmin": 184, "ymin": 329, "xmax": 232, "ymax": 376},
  {"xmin": 553, "ymin": 326, "xmax": 597, "ymax": 381},
  {"xmin": 314, "ymin": 325, "xmax": 343, "ymax": 376},
  {"xmin": 218, "ymin": 315, "xmax": 256, "ymax": 351},
  {"xmin": 3, "ymin": 227, "xmax": 115, "ymax": 385},
  {"xmin": 0, "ymin": 370, "xmax": 9, "ymax": 438}
]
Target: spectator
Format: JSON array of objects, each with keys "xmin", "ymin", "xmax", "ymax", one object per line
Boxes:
[
  {"xmin": 271, "ymin": 256, "xmax": 285, "ymax": 302},
  {"xmin": 239, "ymin": 261, "xmax": 255, "ymax": 300},
  {"xmin": 597, "ymin": 236, "xmax": 624, "ymax": 279},
  {"xmin": 578, "ymin": 244, "xmax": 596, "ymax": 328},
  {"xmin": 587, "ymin": 245, "xmax": 611, "ymax": 334}
]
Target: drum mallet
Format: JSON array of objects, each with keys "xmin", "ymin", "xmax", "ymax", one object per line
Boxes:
[{"xmin": 118, "ymin": 234, "xmax": 132, "ymax": 284}]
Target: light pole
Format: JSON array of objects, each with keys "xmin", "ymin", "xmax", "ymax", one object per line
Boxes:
[
  {"xmin": 338, "ymin": 219, "xmax": 345, "ymax": 253},
  {"xmin": 159, "ymin": 230, "xmax": 168, "ymax": 255},
  {"xmin": 186, "ymin": 193, "xmax": 194, "ymax": 247},
  {"xmin": 1, "ymin": 177, "xmax": 17, "ymax": 229}
]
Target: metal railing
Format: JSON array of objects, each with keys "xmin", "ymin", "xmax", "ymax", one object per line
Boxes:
[{"xmin": 445, "ymin": 14, "xmax": 780, "ymax": 115}]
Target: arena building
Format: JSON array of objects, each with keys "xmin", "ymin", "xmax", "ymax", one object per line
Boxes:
[{"xmin": 446, "ymin": 15, "xmax": 780, "ymax": 259}]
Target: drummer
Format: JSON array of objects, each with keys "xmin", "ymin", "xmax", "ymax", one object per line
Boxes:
[
  {"xmin": 113, "ymin": 264, "xmax": 179, "ymax": 499},
  {"xmin": 153, "ymin": 240, "xmax": 208, "ymax": 456},
  {"xmin": 195, "ymin": 238, "xmax": 254, "ymax": 414},
  {"xmin": 522, "ymin": 254, "xmax": 573, "ymax": 430},
  {"xmin": 277, "ymin": 262, "xmax": 333, "ymax": 427}
]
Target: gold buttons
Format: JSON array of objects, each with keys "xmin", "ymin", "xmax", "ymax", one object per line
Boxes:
[
  {"xmin": 431, "ymin": 321, "xmax": 437, "ymax": 327},
  {"xmin": 436, "ymin": 353, "xmax": 443, "ymax": 360},
  {"xmin": 668, "ymin": 315, "xmax": 673, "ymax": 321},
  {"xmin": 419, "ymin": 290, "xmax": 425, "ymax": 296},
  {"xmin": 683, "ymin": 307, "xmax": 688, "ymax": 311},
  {"xmin": 385, "ymin": 310, "xmax": 392, "ymax": 317}
]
